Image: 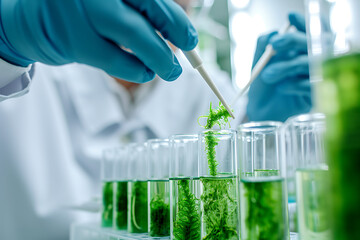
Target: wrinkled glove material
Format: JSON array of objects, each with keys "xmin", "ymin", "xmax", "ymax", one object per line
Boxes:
[
  {"xmin": 0, "ymin": 0, "xmax": 198, "ymax": 83},
  {"xmin": 247, "ymin": 12, "xmax": 312, "ymax": 122}
]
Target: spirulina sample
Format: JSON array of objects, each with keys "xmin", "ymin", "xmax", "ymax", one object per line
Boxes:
[
  {"xmin": 199, "ymin": 102, "xmax": 239, "ymax": 240},
  {"xmin": 128, "ymin": 181, "xmax": 148, "ymax": 233},
  {"xmin": 149, "ymin": 180, "xmax": 170, "ymax": 237},
  {"xmin": 114, "ymin": 181, "xmax": 128, "ymax": 230},
  {"xmin": 102, "ymin": 181, "xmax": 114, "ymax": 227},
  {"xmin": 171, "ymin": 178, "xmax": 201, "ymax": 240},
  {"xmin": 201, "ymin": 176, "xmax": 238, "ymax": 240},
  {"xmin": 240, "ymin": 177, "xmax": 286, "ymax": 240}
]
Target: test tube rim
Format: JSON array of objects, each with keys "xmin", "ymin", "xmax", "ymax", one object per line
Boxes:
[
  {"xmin": 146, "ymin": 138, "xmax": 170, "ymax": 145},
  {"xmin": 199, "ymin": 129, "xmax": 236, "ymax": 136},
  {"xmin": 170, "ymin": 134, "xmax": 198, "ymax": 141},
  {"xmin": 238, "ymin": 121, "xmax": 282, "ymax": 133},
  {"xmin": 286, "ymin": 112, "xmax": 325, "ymax": 126}
]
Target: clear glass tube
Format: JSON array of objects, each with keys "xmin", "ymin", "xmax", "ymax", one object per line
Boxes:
[
  {"xmin": 127, "ymin": 143, "xmax": 148, "ymax": 233},
  {"xmin": 147, "ymin": 139, "xmax": 170, "ymax": 237},
  {"xmin": 112, "ymin": 146, "xmax": 129, "ymax": 231},
  {"xmin": 169, "ymin": 134, "xmax": 201, "ymax": 240},
  {"xmin": 101, "ymin": 148, "xmax": 116, "ymax": 228},
  {"xmin": 306, "ymin": 1, "xmax": 360, "ymax": 239},
  {"xmin": 238, "ymin": 122, "xmax": 289, "ymax": 240},
  {"xmin": 199, "ymin": 129, "xmax": 239, "ymax": 240},
  {"xmin": 287, "ymin": 113, "xmax": 330, "ymax": 240}
]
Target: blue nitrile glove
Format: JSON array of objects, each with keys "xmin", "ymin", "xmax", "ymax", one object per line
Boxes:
[
  {"xmin": 247, "ymin": 12, "xmax": 312, "ymax": 122},
  {"xmin": 0, "ymin": 0, "xmax": 198, "ymax": 83}
]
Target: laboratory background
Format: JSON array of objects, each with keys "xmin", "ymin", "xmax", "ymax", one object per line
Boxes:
[{"xmin": 0, "ymin": 0, "xmax": 357, "ymax": 239}]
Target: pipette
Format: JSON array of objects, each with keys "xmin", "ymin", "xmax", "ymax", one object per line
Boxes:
[
  {"xmin": 231, "ymin": 22, "xmax": 292, "ymax": 105},
  {"xmin": 183, "ymin": 49, "xmax": 235, "ymax": 119}
]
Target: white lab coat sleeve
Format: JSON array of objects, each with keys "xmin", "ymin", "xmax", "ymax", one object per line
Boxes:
[{"xmin": 0, "ymin": 57, "xmax": 32, "ymax": 102}]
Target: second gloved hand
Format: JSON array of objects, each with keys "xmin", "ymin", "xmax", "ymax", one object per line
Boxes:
[
  {"xmin": 247, "ymin": 13, "xmax": 312, "ymax": 122},
  {"xmin": 0, "ymin": 0, "xmax": 198, "ymax": 83}
]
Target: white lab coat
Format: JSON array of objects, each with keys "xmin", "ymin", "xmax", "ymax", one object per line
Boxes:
[{"xmin": 0, "ymin": 52, "xmax": 246, "ymax": 240}]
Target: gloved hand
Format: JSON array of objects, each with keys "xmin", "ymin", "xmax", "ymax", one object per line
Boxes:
[
  {"xmin": 247, "ymin": 12, "xmax": 312, "ymax": 122},
  {"xmin": 0, "ymin": 0, "xmax": 198, "ymax": 83}
]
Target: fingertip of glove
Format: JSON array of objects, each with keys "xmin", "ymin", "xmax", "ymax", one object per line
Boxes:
[
  {"xmin": 183, "ymin": 28, "xmax": 199, "ymax": 51},
  {"xmin": 142, "ymin": 68, "xmax": 156, "ymax": 83},
  {"xmin": 288, "ymin": 12, "xmax": 298, "ymax": 23},
  {"xmin": 165, "ymin": 65, "xmax": 182, "ymax": 82},
  {"xmin": 288, "ymin": 12, "xmax": 306, "ymax": 32}
]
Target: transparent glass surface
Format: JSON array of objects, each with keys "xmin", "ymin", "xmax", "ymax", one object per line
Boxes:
[
  {"xmin": 286, "ymin": 113, "xmax": 330, "ymax": 239},
  {"xmin": 147, "ymin": 139, "xmax": 170, "ymax": 180},
  {"xmin": 238, "ymin": 122, "xmax": 289, "ymax": 240},
  {"xmin": 169, "ymin": 135, "xmax": 198, "ymax": 179},
  {"xmin": 169, "ymin": 135, "xmax": 201, "ymax": 240},
  {"xmin": 305, "ymin": 0, "xmax": 360, "ymax": 82},
  {"xmin": 101, "ymin": 148, "xmax": 116, "ymax": 181},
  {"xmin": 128, "ymin": 143, "xmax": 148, "ymax": 181}
]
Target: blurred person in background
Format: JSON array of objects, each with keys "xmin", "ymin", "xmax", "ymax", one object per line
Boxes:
[{"xmin": 0, "ymin": 0, "xmax": 310, "ymax": 239}]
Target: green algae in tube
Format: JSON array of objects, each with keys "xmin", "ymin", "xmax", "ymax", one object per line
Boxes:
[
  {"xmin": 169, "ymin": 134, "xmax": 201, "ymax": 240},
  {"xmin": 319, "ymin": 53, "xmax": 360, "ymax": 240},
  {"xmin": 127, "ymin": 143, "xmax": 148, "ymax": 233},
  {"xmin": 101, "ymin": 148, "xmax": 116, "ymax": 227},
  {"xmin": 238, "ymin": 122, "xmax": 289, "ymax": 240},
  {"xmin": 147, "ymin": 139, "xmax": 171, "ymax": 237},
  {"xmin": 112, "ymin": 146, "xmax": 129, "ymax": 230},
  {"xmin": 199, "ymin": 130, "xmax": 239, "ymax": 240}
]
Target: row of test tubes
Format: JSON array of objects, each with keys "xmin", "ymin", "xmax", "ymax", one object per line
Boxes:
[{"xmin": 100, "ymin": 113, "xmax": 328, "ymax": 240}]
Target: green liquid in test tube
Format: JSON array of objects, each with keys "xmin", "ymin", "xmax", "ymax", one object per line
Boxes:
[{"xmin": 320, "ymin": 53, "xmax": 360, "ymax": 240}]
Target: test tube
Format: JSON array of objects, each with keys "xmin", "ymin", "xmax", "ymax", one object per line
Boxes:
[
  {"xmin": 101, "ymin": 148, "xmax": 116, "ymax": 227},
  {"xmin": 288, "ymin": 113, "xmax": 330, "ymax": 240},
  {"xmin": 169, "ymin": 134, "xmax": 201, "ymax": 240},
  {"xmin": 147, "ymin": 139, "xmax": 171, "ymax": 237},
  {"xmin": 305, "ymin": 1, "xmax": 360, "ymax": 238},
  {"xmin": 127, "ymin": 143, "xmax": 148, "ymax": 233},
  {"xmin": 199, "ymin": 129, "xmax": 239, "ymax": 240},
  {"xmin": 112, "ymin": 146, "xmax": 129, "ymax": 230},
  {"xmin": 238, "ymin": 122, "xmax": 289, "ymax": 240}
]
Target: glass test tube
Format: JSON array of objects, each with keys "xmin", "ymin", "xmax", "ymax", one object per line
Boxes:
[
  {"xmin": 199, "ymin": 130, "xmax": 239, "ymax": 240},
  {"xmin": 283, "ymin": 124, "xmax": 296, "ymax": 204},
  {"xmin": 306, "ymin": 1, "xmax": 360, "ymax": 239},
  {"xmin": 238, "ymin": 122, "xmax": 289, "ymax": 240},
  {"xmin": 287, "ymin": 113, "xmax": 329, "ymax": 240},
  {"xmin": 127, "ymin": 143, "xmax": 148, "ymax": 233},
  {"xmin": 169, "ymin": 135, "xmax": 201, "ymax": 240},
  {"xmin": 147, "ymin": 139, "xmax": 171, "ymax": 237},
  {"xmin": 101, "ymin": 148, "xmax": 116, "ymax": 227},
  {"xmin": 112, "ymin": 146, "xmax": 129, "ymax": 230}
]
